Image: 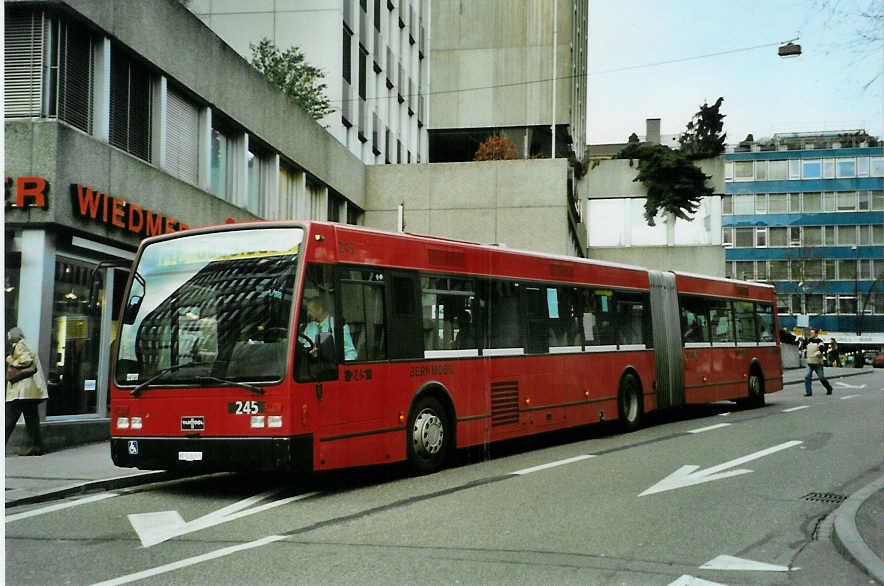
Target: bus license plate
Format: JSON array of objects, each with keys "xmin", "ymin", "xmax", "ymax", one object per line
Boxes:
[{"xmin": 178, "ymin": 451, "xmax": 203, "ymax": 462}]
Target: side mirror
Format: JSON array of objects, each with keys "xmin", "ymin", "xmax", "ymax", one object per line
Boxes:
[{"xmin": 122, "ymin": 295, "xmax": 143, "ymax": 325}]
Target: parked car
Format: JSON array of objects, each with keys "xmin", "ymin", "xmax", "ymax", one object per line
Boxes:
[{"xmin": 872, "ymin": 354, "xmax": 884, "ymax": 368}]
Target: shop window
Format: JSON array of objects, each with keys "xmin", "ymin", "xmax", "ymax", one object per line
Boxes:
[
  {"xmin": 110, "ymin": 48, "xmax": 152, "ymax": 161},
  {"xmin": 47, "ymin": 259, "xmax": 103, "ymax": 416}
]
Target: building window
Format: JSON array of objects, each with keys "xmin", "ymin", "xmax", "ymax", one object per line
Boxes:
[
  {"xmin": 789, "ymin": 159, "xmax": 800, "ymax": 179},
  {"xmin": 873, "ymin": 191, "xmax": 884, "ymax": 211},
  {"xmin": 804, "ymin": 226, "xmax": 822, "ymax": 246},
  {"xmin": 724, "ymin": 162, "xmax": 733, "ymax": 181},
  {"xmin": 247, "ymin": 147, "xmax": 267, "ymax": 215},
  {"xmin": 836, "ymin": 158, "xmax": 856, "ymax": 178},
  {"xmin": 734, "ymin": 161, "xmax": 753, "ymax": 180},
  {"xmin": 755, "ymin": 160, "xmax": 767, "ymax": 180},
  {"xmin": 165, "ymin": 85, "xmax": 200, "ymax": 185},
  {"xmin": 837, "ymin": 191, "xmax": 856, "ymax": 211},
  {"xmin": 803, "ymin": 192, "xmax": 822, "ymax": 212},
  {"xmin": 806, "ymin": 294, "xmax": 823, "ymax": 314},
  {"xmin": 735, "ymin": 261, "xmax": 754, "ymax": 280},
  {"xmin": 837, "ymin": 225, "xmax": 857, "ymax": 246},
  {"xmin": 857, "ymin": 157, "xmax": 869, "ymax": 176},
  {"xmin": 789, "ymin": 226, "xmax": 801, "ymax": 247},
  {"xmin": 769, "ymin": 261, "xmax": 789, "ymax": 280},
  {"xmin": 756, "ymin": 227, "xmax": 767, "ymax": 247},
  {"xmin": 838, "ymin": 260, "xmax": 857, "ymax": 281},
  {"xmin": 823, "ymin": 192, "xmax": 836, "ymax": 212},
  {"xmin": 343, "ymin": 28, "xmax": 352, "ymax": 83},
  {"xmin": 722, "ymin": 227, "xmax": 733, "ymax": 247},
  {"xmin": 825, "ymin": 259, "xmax": 837, "ymax": 279},
  {"xmin": 858, "ymin": 191, "xmax": 871, "ymax": 210},
  {"xmin": 822, "ymin": 158, "xmax": 835, "ymax": 178},
  {"xmin": 802, "ymin": 159, "xmax": 821, "ymax": 179},
  {"xmin": 769, "ymin": 226, "xmax": 787, "ymax": 247},
  {"xmin": 210, "ymin": 126, "xmax": 231, "ymax": 201},
  {"xmin": 839, "ymin": 296, "xmax": 857, "ymax": 315},
  {"xmin": 755, "ymin": 194, "xmax": 767, "ymax": 214},
  {"xmin": 870, "ymin": 156, "xmax": 884, "ymax": 176},
  {"xmin": 733, "ymin": 194, "xmax": 754, "ymax": 215},
  {"xmin": 789, "ymin": 193, "xmax": 800, "ymax": 212},
  {"xmin": 734, "ymin": 228, "xmax": 754, "ymax": 248},
  {"xmin": 769, "ymin": 160, "xmax": 788, "ymax": 180},
  {"xmin": 768, "ymin": 193, "xmax": 788, "ymax": 213},
  {"xmin": 110, "ymin": 49, "xmax": 152, "ymax": 161},
  {"xmin": 721, "ymin": 195, "xmax": 733, "ymax": 214}
]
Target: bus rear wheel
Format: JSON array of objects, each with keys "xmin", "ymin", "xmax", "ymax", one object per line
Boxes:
[
  {"xmin": 618, "ymin": 373, "xmax": 643, "ymax": 432},
  {"xmin": 407, "ymin": 396, "xmax": 450, "ymax": 474},
  {"xmin": 746, "ymin": 371, "xmax": 765, "ymax": 408}
]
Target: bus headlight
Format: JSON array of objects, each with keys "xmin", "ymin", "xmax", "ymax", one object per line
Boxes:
[
  {"xmin": 250, "ymin": 415, "xmax": 265, "ymax": 428},
  {"xmin": 130, "ymin": 417, "xmax": 143, "ymax": 430},
  {"xmin": 268, "ymin": 415, "xmax": 283, "ymax": 428},
  {"xmin": 116, "ymin": 417, "xmax": 130, "ymax": 429}
]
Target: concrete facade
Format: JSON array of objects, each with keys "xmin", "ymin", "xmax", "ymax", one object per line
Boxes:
[
  {"xmin": 364, "ymin": 158, "xmax": 581, "ymax": 256},
  {"xmin": 429, "ymin": 0, "xmax": 587, "ymax": 160},
  {"xmin": 188, "ymin": 0, "xmax": 430, "ymax": 166}
]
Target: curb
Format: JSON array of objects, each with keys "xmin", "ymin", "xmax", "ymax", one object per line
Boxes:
[
  {"xmin": 783, "ymin": 371, "xmax": 871, "ymax": 385},
  {"xmin": 5, "ymin": 470, "xmax": 175, "ymax": 508},
  {"xmin": 832, "ymin": 474, "xmax": 884, "ymax": 584}
]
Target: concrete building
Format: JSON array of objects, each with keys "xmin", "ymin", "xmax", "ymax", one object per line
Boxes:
[
  {"xmin": 188, "ymin": 0, "xmax": 429, "ymax": 165},
  {"xmin": 723, "ymin": 131, "xmax": 884, "ymax": 348},
  {"xmin": 582, "ymin": 119, "xmax": 726, "ymax": 276},
  {"xmin": 429, "ymin": 0, "xmax": 587, "ymax": 163},
  {"xmin": 4, "ymin": 0, "xmax": 584, "ymax": 430}
]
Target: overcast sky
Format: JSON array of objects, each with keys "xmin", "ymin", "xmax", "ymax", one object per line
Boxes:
[{"xmin": 587, "ymin": 0, "xmax": 883, "ymax": 146}]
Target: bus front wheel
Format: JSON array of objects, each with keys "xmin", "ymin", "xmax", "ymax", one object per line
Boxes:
[
  {"xmin": 407, "ymin": 396, "xmax": 450, "ymax": 474},
  {"xmin": 618, "ymin": 373, "xmax": 643, "ymax": 432}
]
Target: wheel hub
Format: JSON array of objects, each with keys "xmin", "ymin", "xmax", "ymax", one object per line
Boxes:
[{"xmin": 413, "ymin": 409, "xmax": 443, "ymax": 457}]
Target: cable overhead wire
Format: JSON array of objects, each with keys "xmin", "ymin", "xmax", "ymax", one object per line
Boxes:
[{"xmin": 327, "ymin": 37, "xmax": 798, "ymax": 107}]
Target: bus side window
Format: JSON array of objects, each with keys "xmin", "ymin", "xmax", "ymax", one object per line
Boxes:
[
  {"xmin": 420, "ymin": 276, "xmax": 478, "ymax": 353},
  {"xmin": 756, "ymin": 302, "xmax": 775, "ymax": 342},
  {"xmin": 680, "ymin": 296, "xmax": 710, "ymax": 344},
  {"xmin": 488, "ymin": 281, "xmax": 521, "ymax": 350},
  {"xmin": 615, "ymin": 292, "xmax": 652, "ymax": 348},
  {"xmin": 523, "ymin": 284, "xmax": 548, "ymax": 354},
  {"xmin": 583, "ymin": 289, "xmax": 616, "ymax": 347},
  {"xmin": 296, "ymin": 263, "xmax": 341, "ymax": 382},
  {"xmin": 340, "ymin": 268, "xmax": 386, "ymax": 362},
  {"xmin": 734, "ymin": 301, "xmax": 758, "ymax": 343},
  {"xmin": 708, "ymin": 299, "xmax": 735, "ymax": 344}
]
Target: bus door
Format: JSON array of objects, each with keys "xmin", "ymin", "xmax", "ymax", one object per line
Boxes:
[{"xmin": 649, "ymin": 271, "xmax": 684, "ymax": 408}]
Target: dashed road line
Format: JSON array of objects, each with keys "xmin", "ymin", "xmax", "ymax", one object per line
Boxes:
[{"xmin": 687, "ymin": 423, "xmax": 731, "ymax": 434}]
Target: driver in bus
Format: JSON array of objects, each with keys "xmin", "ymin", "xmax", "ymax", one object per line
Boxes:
[{"xmin": 302, "ymin": 294, "xmax": 357, "ymax": 361}]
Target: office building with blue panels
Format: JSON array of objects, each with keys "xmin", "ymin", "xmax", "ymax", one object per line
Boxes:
[{"xmin": 722, "ymin": 131, "xmax": 884, "ymax": 348}]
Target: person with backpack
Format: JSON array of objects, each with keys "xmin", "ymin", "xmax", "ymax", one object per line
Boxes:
[{"xmin": 799, "ymin": 329, "xmax": 833, "ymax": 397}]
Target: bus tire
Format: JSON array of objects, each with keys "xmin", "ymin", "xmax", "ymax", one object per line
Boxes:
[
  {"xmin": 407, "ymin": 395, "xmax": 450, "ymax": 474},
  {"xmin": 618, "ymin": 373, "xmax": 643, "ymax": 432},
  {"xmin": 746, "ymin": 370, "xmax": 765, "ymax": 408}
]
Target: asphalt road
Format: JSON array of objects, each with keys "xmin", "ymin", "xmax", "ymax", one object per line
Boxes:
[{"xmin": 6, "ymin": 371, "xmax": 882, "ymax": 585}]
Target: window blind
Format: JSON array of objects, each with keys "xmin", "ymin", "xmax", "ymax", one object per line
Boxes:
[
  {"xmin": 4, "ymin": 10, "xmax": 45, "ymax": 118},
  {"xmin": 166, "ymin": 86, "xmax": 199, "ymax": 184}
]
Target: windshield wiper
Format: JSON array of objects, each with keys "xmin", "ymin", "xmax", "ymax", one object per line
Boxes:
[
  {"xmin": 195, "ymin": 375, "xmax": 264, "ymax": 395},
  {"xmin": 130, "ymin": 362, "xmax": 208, "ymax": 397}
]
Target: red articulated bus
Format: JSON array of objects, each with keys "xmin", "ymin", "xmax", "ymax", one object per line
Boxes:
[{"xmin": 110, "ymin": 221, "xmax": 782, "ymax": 474}]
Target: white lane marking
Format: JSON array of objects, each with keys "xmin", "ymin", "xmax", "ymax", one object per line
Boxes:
[
  {"xmin": 511, "ymin": 454, "xmax": 595, "ymax": 475},
  {"xmin": 6, "ymin": 492, "xmax": 118, "ymax": 522},
  {"xmin": 687, "ymin": 423, "xmax": 731, "ymax": 434},
  {"xmin": 840, "ymin": 394, "xmax": 859, "ymax": 400},
  {"xmin": 718, "ymin": 412, "xmax": 731, "ymax": 417},
  {"xmin": 700, "ymin": 554, "xmax": 796, "ymax": 572},
  {"xmin": 91, "ymin": 534, "xmax": 288, "ymax": 586},
  {"xmin": 640, "ymin": 441, "xmax": 803, "ymax": 496},
  {"xmin": 835, "ymin": 381, "xmax": 866, "ymax": 389},
  {"xmin": 668, "ymin": 575, "xmax": 727, "ymax": 586},
  {"xmin": 782, "ymin": 406, "xmax": 809, "ymax": 413},
  {"xmin": 129, "ymin": 490, "xmax": 318, "ymax": 547}
]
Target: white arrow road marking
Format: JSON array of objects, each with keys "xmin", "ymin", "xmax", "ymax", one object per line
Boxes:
[
  {"xmin": 668, "ymin": 575, "xmax": 727, "ymax": 586},
  {"xmin": 782, "ymin": 406, "xmax": 809, "ymax": 412},
  {"xmin": 6, "ymin": 492, "xmax": 118, "ymax": 522},
  {"xmin": 511, "ymin": 454, "xmax": 595, "ymax": 475},
  {"xmin": 700, "ymin": 554, "xmax": 795, "ymax": 572},
  {"xmin": 835, "ymin": 381, "xmax": 866, "ymax": 389},
  {"xmin": 640, "ymin": 441, "xmax": 803, "ymax": 496},
  {"xmin": 688, "ymin": 423, "xmax": 731, "ymax": 434},
  {"xmin": 128, "ymin": 490, "xmax": 318, "ymax": 547}
]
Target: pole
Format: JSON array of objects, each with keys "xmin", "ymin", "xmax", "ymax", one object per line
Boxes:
[{"xmin": 551, "ymin": 0, "xmax": 557, "ymax": 159}]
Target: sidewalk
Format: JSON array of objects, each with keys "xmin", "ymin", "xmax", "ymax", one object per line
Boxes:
[{"xmin": 4, "ymin": 367, "xmax": 882, "ymax": 582}]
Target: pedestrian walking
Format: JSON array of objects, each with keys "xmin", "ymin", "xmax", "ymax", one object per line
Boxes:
[
  {"xmin": 799, "ymin": 328, "xmax": 833, "ymax": 397},
  {"xmin": 828, "ymin": 337, "xmax": 841, "ymax": 367},
  {"xmin": 6, "ymin": 327, "xmax": 49, "ymax": 455}
]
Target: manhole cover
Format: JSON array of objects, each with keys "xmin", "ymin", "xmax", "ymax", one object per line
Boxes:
[{"xmin": 802, "ymin": 492, "xmax": 847, "ymax": 504}]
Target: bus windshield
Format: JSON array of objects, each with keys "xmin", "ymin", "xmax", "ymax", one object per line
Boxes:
[{"xmin": 115, "ymin": 228, "xmax": 303, "ymax": 388}]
